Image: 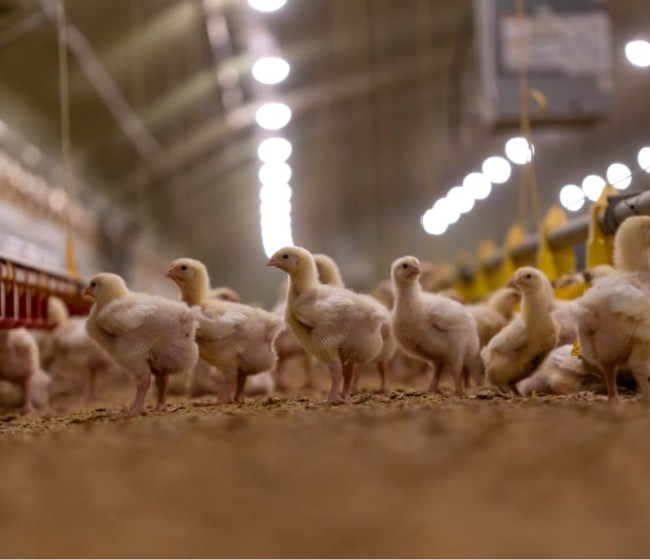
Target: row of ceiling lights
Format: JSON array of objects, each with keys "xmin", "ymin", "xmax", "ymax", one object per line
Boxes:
[
  {"xmin": 247, "ymin": 0, "xmax": 295, "ymax": 257},
  {"xmin": 422, "ymin": 38, "xmax": 650, "ymax": 237}
]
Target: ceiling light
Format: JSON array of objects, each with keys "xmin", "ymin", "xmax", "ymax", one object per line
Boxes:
[
  {"xmin": 559, "ymin": 184, "xmax": 585, "ymax": 212},
  {"xmin": 248, "ymin": 0, "xmax": 287, "ymax": 12},
  {"xmin": 581, "ymin": 175, "xmax": 606, "ymax": 202},
  {"xmin": 638, "ymin": 147, "xmax": 650, "ymax": 172},
  {"xmin": 482, "ymin": 156, "xmax": 512, "ymax": 184},
  {"xmin": 258, "ymin": 137, "xmax": 292, "ymax": 163},
  {"xmin": 606, "ymin": 163, "xmax": 632, "ymax": 190},
  {"xmin": 625, "ymin": 40, "xmax": 650, "ymax": 68},
  {"xmin": 421, "ymin": 208, "xmax": 448, "ymax": 236},
  {"xmin": 256, "ymin": 102, "xmax": 291, "ymax": 130},
  {"xmin": 447, "ymin": 186, "xmax": 474, "ymax": 214},
  {"xmin": 505, "ymin": 137, "xmax": 534, "ymax": 165},
  {"xmin": 463, "ymin": 172, "xmax": 491, "ymax": 200},
  {"xmin": 252, "ymin": 57, "xmax": 290, "ymax": 85},
  {"xmin": 260, "ymin": 183, "xmax": 292, "ymax": 204},
  {"xmin": 259, "ymin": 161, "xmax": 292, "ymax": 185}
]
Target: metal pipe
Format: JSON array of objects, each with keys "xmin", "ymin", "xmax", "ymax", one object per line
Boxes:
[{"xmin": 477, "ymin": 193, "xmax": 650, "ymax": 276}]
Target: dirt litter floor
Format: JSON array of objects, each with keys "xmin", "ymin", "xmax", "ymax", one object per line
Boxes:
[{"xmin": 2, "ymin": 371, "xmax": 650, "ymax": 558}]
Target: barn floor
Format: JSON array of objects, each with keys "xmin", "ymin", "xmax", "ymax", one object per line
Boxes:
[{"xmin": 1, "ymin": 378, "xmax": 650, "ymax": 558}]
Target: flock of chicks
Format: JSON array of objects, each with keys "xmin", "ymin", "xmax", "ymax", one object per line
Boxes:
[{"xmin": 1, "ymin": 215, "xmax": 649, "ymax": 417}]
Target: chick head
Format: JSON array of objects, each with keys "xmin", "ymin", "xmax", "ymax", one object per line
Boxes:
[
  {"xmin": 84, "ymin": 273, "xmax": 128, "ymax": 306},
  {"xmin": 313, "ymin": 253, "xmax": 343, "ymax": 286},
  {"xmin": 267, "ymin": 246, "xmax": 314, "ymax": 276},
  {"xmin": 391, "ymin": 256, "xmax": 421, "ymax": 285},
  {"xmin": 166, "ymin": 258, "xmax": 206, "ymax": 287},
  {"xmin": 614, "ymin": 216, "xmax": 650, "ymax": 272},
  {"xmin": 489, "ymin": 287, "xmax": 522, "ymax": 316},
  {"xmin": 209, "ymin": 287, "xmax": 241, "ymax": 303},
  {"xmin": 508, "ymin": 267, "xmax": 549, "ymax": 295}
]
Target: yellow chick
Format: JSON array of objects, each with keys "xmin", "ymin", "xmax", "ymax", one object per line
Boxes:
[
  {"xmin": 481, "ymin": 267, "xmax": 559, "ymax": 394},
  {"xmin": 167, "ymin": 258, "xmax": 283, "ymax": 404},
  {"xmin": 577, "ymin": 216, "xmax": 650, "ymax": 403},
  {"xmin": 84, "ymin": 273, "xmax": 199, "ymax": 416},
  {"xmin": 391, "ymin": 256, "xmax": 481, "ymax": 396},
  {"xmin": 209, "ymin": 287, "xmax": 241, "ymax": 303},
  {"xmin": 314, "ymin": 253, "xmax": 396, "ymax": 393},
  {"xmin": 267, "ymin": 247, "xmax": 384, "ymax": 404}
]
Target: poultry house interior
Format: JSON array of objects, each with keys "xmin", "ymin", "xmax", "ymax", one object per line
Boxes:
[{"xmin": 2, "ymin": 0, "xmax": 650, "ymax": 557}]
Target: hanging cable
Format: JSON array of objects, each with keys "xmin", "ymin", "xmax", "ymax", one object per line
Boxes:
[
  {"xmin": 515, "ymin": 0, "xmax": 543, "ymax": 229},
  {"xmin": 56, "ymin": 0, "xmax": 78, "ymax": 278}
]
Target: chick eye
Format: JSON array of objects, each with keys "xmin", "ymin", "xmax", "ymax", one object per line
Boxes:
[
  {"xmin": 402, "ymin": 263, "xmax": 408, "ymax": 269},
  {"xmin": 526, "ymin": 273, "xmax": 532, "ymax": 279},
  {"xmin": 282, "ymin": 254, "xmax": 289, "ymax": 260},
  {"xmin": 90, "ymin": 281, "xmax": 96, "ymax": 288},
  {"xmin": 181, "ymin": 265, "xmax": 187, "ymax": 271}
]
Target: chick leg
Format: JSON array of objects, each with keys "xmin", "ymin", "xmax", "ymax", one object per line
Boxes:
[
  {"xmin": 275, "ymin": 358, "xmax": 288, "ymax": 392},
  {"xmin": 377, "ymin": 360, "xmax": 388, "ymax": 393},
  {"xmin": 154, "ymin": 374, "xmax": 169, "ymax": 412},
  {"xmin": 217, "ymin": 369, "xmax": 236, "ymax": 404},
  {"xmin": 341, "ymin": 362, "xmax": 356, "ymax": 401},
  {"xmin": 19, "ymin": 377, "xmax": 34, "ymax": 414},
  {"xmin": 234, "ymin": 370, "xmax": 247, "ymax": 403},
  {"xmin": 450, "ymin": 364, "xmax": 464, "ymax": 397},
  {"xmin": 427, "ymin": 364, "xmax": 442, "ymax": 394},
  {"xmin": 128, "ymin": 373, "xmax": 152, "ymax": 417},
  {"xmin": 629, "ymin": 363, "xmax": 650, "ymax": 405},
  {"xmin": 325, "ymin": 362, "xmax": 345, "ymax": 405},
  {"xmin": 600, "ymin": 365, "xmax": 619, "ymax": 404},
  {"xmin": 303, "ymin": 354, "xmax": 315, "ymax": 389},
  {"xmin": 84, "ymin": 369, "xmax": 98, "ymax": 403}
]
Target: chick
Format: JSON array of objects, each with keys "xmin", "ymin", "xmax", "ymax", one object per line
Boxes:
[
  {"xmin": 517, "ymin": 345, "xmax": 603, "ymax": 396},
  {"xmin": 370, "ymin": 280, "xmax": 394, "ymax": 310},
  {"xmin": 272, "ymin": 280, "xmax": 313, "ymax": 391},
  {"xmin": 84, "ymin": 273, "xmax": 199, "ymax": 416},
  {"xmin": 47, "ymin": 296, "xmax": 118, "ymax": 402},
  {"xmin": 209, "ymin": 287, "xmax": 241, "ymax": 303},
  {"xmin": 167, "ymin": 258, "xmax": 283, "ymax": 404},
  {"xmin": 488, "ymin": 287, "xmax": 522, "ymax": 321},
  {"xmin": 481, "ymin": 267, "xmax": 559, "ymax": 394},
  {"xmin": 314, "ymin": 253, "xmax": 396, "ymax": 393},
  {"xmin": 267, "ymin": 247, "xmax": 384, "ymax": 404},
  {"xmin": 391, "ymin": 256, "xmax": 480, "ymax": 396},
  {"xmin": 313, "ymin": 254, "xmax": 345, "ymax": 287},
  {"xmin": 0, "ymin": 328, "xmax": 43, "ymax": 413},
  {"xmin": 468, "ymin": 288, "xmax": 521, "ymax": 348},
  {"xmin": 576, "ymin": 216, "xmax": 650, "ymax": 403}
]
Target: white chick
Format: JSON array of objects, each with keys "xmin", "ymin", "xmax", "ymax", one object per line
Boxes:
[
  {"xmin": 267, "ymin": 247, "xmax": 384, "ymax": 404},
  {"xmin": 47, "ymin": 296, "xmax": 118, "ymax": 402},
  {"xmin": 167, "ymin": 258, "xmax": 283, "ymax": 404},
  {"xmin": 391, "ymin": 256, "xmax": 480, "ymax": 396},
  {"xmin": 468, "ymin": 288, "xmax": 521, "ymax": 348},
  {"xmin": 314, "ymin": 253, "xmax": 396, "ymax": 393},
  {"xmin": 481, "ymin": 267, "xmax": 559, "ymax": 394},
  {"xmin": 517, "ymin": 344, "xmax": 602, "ymax": 396},
  {"xmin": 84, "ymin": 273, "xmax": 199, "ymax": 416},
  {"xmin": 272, "ymin": 280, "xmax": 313, "ymax": 391},
  {"xmin": 576, "ymin": 216, "xmax": 650, "ymax": 403},
  {"xmin": 0, "ymin": 328, "xmax": 42, "ymax": 412}
]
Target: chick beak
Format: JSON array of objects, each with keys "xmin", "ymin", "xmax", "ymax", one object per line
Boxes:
[
  {"xmin": 165, "ymin": 266, "xmax": 175, "ymax": 279},
  {"xmin": 267, "ymin": 254, "xmax": 281, "ymax": 268},
  {"xmin": 82, "ymin": 286, "xmax": 92, "ymax": 298},
  {"xmin": 507, "ymin": 275, "xmax": 519, "ymax": 289}
]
